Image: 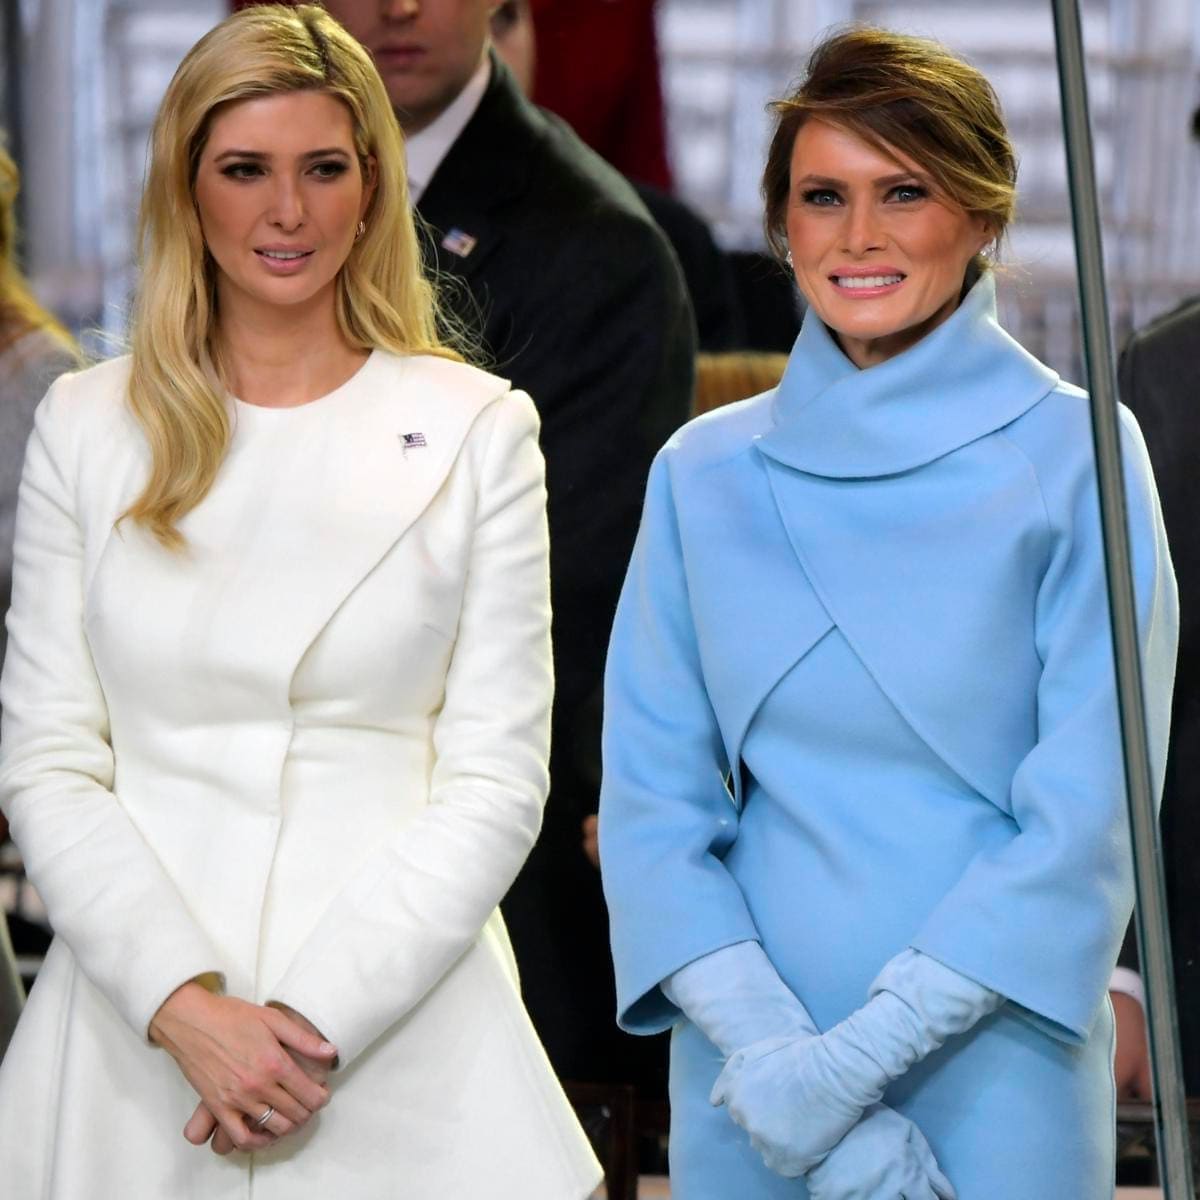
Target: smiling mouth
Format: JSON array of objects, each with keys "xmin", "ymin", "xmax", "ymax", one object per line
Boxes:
[
  {"xmin": 256, "ymin": 249, "xmax": 313, "ymax": 261},
  {"xmin": 832, "ymin": 273, "xmax": 905, "ymax": 289}
]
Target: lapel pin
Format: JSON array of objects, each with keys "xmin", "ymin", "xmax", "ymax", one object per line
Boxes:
[
  {"xmin": 440, "ymin": 227, "xmax": 478, "ymax": 258},
  {"xmin": 400, "ymin": 432, "xmax": 427, "ymax": 453}
]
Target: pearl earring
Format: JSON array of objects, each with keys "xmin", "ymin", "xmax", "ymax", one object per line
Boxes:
[{"xmin": 355, "ymin": 221, "xmax": 366, "ymax": 241}]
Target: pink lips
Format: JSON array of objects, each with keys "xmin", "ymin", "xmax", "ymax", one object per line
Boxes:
[
  {"xmin": 254, "ymin": 247, "xmax": 315, "ymax": 276},
  {"xmin": 828, "ymin": 267, "xmax": 907, "ymax": 299}
]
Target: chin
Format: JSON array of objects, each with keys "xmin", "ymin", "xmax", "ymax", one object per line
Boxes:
[{"xmin": 824, "ymin": 307, "xmax": 915, "ymax": 343}]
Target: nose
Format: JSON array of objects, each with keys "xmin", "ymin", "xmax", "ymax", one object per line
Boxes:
[
  {"xmin": 267, "ymin": 175, "xmax": 305, "ymax": 233},
  {"xmin": 841, "ymin": 199, "xmax": 887, "ymax": 257},
  {"xmin": 380, "ymin": 0, "xmax": 420, "ymax": 18}
]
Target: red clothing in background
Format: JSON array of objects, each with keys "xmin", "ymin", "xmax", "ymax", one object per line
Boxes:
[{"xmin": 530, "ymin": 0, "xmax": 672, "ymax": 191}]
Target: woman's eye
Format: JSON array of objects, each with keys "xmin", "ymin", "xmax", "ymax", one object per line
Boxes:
[
  {"xmin": 311, "ymin": 161, "xmax": 350, "ymax": 180},
  {"xmin": 889, "ymin": 184, "xmax": 927, "ymax": 203},
  {"xmin": 801, "ymin": 188, "xmax": 841, "ymax": 207},
  {"xmin": 221, "ymin": 162, "xmax": 263, "ymax": 180}
]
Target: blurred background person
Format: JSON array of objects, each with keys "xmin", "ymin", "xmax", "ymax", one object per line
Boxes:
[
  {"xmin": 490, "ymin": 4, "xmax": 743, "ymax": 409},
  {"xmin": 1110, "ymin": 101, "xmax": 1200, "ymax": 1104},
  {"xmin": 317, "ymin": 0, "xmax": 695, "ymax": 1109},
  {"xmin": 0, "ymin": 133, "xmax": 78, "ymax": 1061}
]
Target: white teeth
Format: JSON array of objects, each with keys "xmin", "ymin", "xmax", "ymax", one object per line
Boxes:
[
  {"xmin": 834, "ymin": 274, "xmax": 903, "ymax": 289},
  {"xmin": 260, "ymin": 250, "xmax": 309, "ymax": 260}
]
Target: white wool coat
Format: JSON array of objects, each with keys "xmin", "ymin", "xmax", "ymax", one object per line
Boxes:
[{"xmin": 0, "ymin": 350, "xmax": 601, "ymax": 1198}]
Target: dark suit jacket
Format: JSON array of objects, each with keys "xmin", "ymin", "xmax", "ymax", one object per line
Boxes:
[
  {"xmin": 1118, "ymin": 295, "xmax": 1200, "ymax": 1094},
  {"xmin": 417, "ymin": 56, "xmax": 695, "ymax": 1087},
  {"xmin": 633, "ymin": 183, "xmax": 744, "ymax": 352}
]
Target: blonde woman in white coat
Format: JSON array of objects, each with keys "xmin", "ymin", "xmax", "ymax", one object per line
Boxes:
[{"xmin": 0, "ymin": 6, "xmax": 600, "ymax": 1196}]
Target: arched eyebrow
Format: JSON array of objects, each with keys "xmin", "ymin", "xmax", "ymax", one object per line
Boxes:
[
  {"xmin": 211, "ymin": 147, "xmax": 352, "ymax": 163},
  {"xmin": 793, "ymin": 170, "xmax": 930, "ymax": 189}
]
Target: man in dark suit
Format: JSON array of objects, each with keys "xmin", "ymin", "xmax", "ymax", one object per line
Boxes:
[
  {"xmin": 321, "ymin": 0, "xmax": 694, "ymax": 1091},
  {"xmin": 1108, "ymin": 104, "xmax": 1200, "ymax": 1103},
  {"xmin": 1113, "ymin": 289, "xmax": 1200, "ymax": 1099}
]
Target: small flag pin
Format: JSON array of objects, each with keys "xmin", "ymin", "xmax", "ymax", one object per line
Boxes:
[
  {"xmin": 401, "ymin": 432, "xmax": 427, "ymax": 449},
  {"xmin": 440, "ymin": 227, "xmax": 478, "ymax": 258}
]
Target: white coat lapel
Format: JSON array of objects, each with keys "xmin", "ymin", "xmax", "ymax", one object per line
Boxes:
[
  {"xmin": 88, "ymin": 352, "xmax": 509, "ymax": 718},
  {"xmin": 248, "ymin": 352, "xmax": 507, "ymax": 694}
]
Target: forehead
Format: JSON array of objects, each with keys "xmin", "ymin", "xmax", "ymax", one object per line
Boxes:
[
  {"xmin": 790, "ymin": 118, "xmax": 925, "ymax": 179},
  {"xmin": 203, "ymin": 91, "xmax": 356, "ymax": 154}
]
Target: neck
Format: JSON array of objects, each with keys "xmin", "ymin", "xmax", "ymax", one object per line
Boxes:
[{"xmin": 213, "ymin": 280, "xmax": 368, "ymax": 408}]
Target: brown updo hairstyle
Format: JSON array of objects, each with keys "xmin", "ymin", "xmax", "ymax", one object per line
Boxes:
[{"xmin": 762, "ymin": 27, "xmax": 1018, "ymax": 277}]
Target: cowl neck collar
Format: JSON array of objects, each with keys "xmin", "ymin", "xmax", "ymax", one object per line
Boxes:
[{"xmin": 756, "ymin": 274, "xmax": 1060, "ymax": 479}]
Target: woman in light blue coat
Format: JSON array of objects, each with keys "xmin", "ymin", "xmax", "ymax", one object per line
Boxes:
[{"xmin": 599, "ymin": 28, "xmax": 1177, "ymax": 1200}]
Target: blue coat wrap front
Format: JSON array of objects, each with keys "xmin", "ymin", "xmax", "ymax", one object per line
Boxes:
[{"xmin": 599, "ymin": 277, "xmax": 1178, "ymax": 1197}]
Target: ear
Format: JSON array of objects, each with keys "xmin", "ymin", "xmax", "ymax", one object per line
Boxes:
[
  {"xmin": 360, "ymin": 154, "xmax": 379, "ymax": 219},
  {"xmin": 973, "ymin": 214, "xmax": 996, "ymax": 257}
]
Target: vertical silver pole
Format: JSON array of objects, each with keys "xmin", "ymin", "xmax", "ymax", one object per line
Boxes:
[{"xmin": 1049, "ymin": 1, "xmax": 1195, "ymax": 1194}]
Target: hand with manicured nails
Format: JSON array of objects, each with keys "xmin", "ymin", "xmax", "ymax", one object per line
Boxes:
[
  {"xmin": 149, "ymin": 981, "xmax": 337, "ymax": 1154},
  {"xmin": 184, "ymin": 1001, "xmax": 336, "ymax": 1155}
]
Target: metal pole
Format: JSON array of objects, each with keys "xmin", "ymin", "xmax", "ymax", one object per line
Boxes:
[{"xmin": 1050, "ymin": 1, "xmax": 1195, "ymax": 1194}]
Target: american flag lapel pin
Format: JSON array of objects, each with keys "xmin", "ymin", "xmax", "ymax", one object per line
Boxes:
[
  {"xmin": 400, "ymin": 432, "xmax": 427, "ymax": 457},
  {"xmin": 440, "ymin": 227, "xmax": 478, "ymax": 258}
]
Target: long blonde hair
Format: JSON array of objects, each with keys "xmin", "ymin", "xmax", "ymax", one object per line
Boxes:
[
  {"xmin": 127, "ymin": 3, "xmax": 460, "ymax": 547},
  {"xmin": 0, "ymin": 138, "xmax": 78, "ymax": 354}
]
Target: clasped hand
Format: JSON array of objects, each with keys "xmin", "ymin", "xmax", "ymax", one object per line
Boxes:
[
  {"xmin": 711, "ymin": 1030, "xmax": 955, "ymax": 1199},
  {"xmin": 711, "ymin": 1032, "xmax": 869, "ymax": 1176},
  {"xmin": 149, "ymin": 982, "xmax": 338, "ymax": 1156}
]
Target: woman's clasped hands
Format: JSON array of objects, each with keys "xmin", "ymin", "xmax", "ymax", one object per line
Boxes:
[
  {"xmin": 710, "ymin": 1032, "xmax": 955, "ymax": 1199},
  {"xmin": 664, "ymin": 941, "xmax": 956, "ymax": 1199},
  {"xmin": 149, "ymin": 981, "xmax": 338, "ymax": 1155}
]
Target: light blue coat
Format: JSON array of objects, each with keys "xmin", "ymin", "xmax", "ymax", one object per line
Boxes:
[{"xmin": 599, "ymin": 277, "xmax": 1178, "ymax": 1197}]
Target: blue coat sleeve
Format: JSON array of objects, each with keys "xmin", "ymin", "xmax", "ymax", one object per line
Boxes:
[
  {"xmin": 911, "ymin": 408, "xmax": 1178, "ymax": 1042},
  {"xmin": 599, "ymin": 450, "xmax": 762, "ymax": 1034}
]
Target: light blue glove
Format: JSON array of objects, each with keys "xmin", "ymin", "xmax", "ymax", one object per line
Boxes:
[
  {"xmin": 711, "ymin": 949, "xmax": 1000, "ymax": 1176},
  {"xmin": 664, "ymin": 942, "xmax": 956, "ymax": 1195},
  {"xmin": 807, "ymin": 1105, "xmax": 955, "ymax": 1200},
  {"xmin": 661, "ymin": 939, "xmax": 815, "ymax": 1055}
]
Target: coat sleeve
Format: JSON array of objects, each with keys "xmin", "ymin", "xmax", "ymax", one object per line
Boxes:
[
  {"xmin": 911, "ymin": 408, "xmax": 1178, "ymax": 1042},
  {"xmin": 599, "ymin": 450, "xmax": 763, "ymax": 1035},
  {"xmin": 266, "ymin": 391, "xmax": 555, "ymax": 1067},
  {"xmin": 0, "ymin": 378, "xmax": 224, "ymax": 1039}
]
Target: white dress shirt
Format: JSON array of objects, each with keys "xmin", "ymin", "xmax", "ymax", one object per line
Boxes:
[{"xmin": 404, "ymin": 56, "xmax": 491, "ymax": 204}]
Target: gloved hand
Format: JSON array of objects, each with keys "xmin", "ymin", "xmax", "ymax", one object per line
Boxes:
[
  {"xmin": 664, "ymin": 942, "xmax": 957, "ymax": 1193},
  {"xmin": 710, "ymin": 948, "xmax": 999, "ymax": 1178},
  {"xmin": 709, "ymin": 1029, "xmax": 867, "ymax": 1175},
  {"xmin": 806, "ymin": 1105, "xmax": 956, "ymax": 1200}
]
